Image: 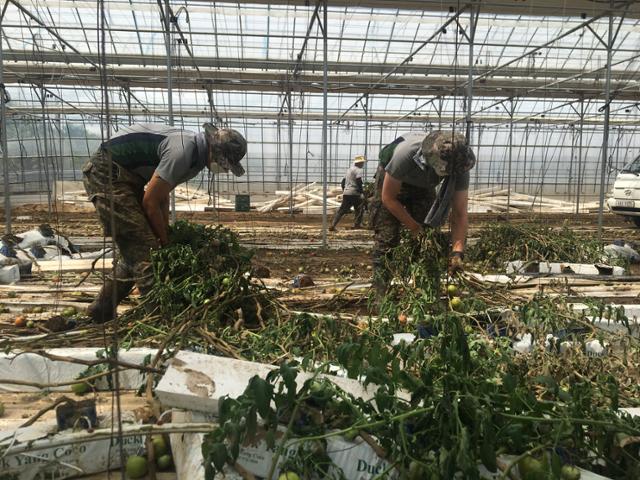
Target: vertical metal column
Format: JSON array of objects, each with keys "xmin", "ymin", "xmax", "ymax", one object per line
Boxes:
[
  {"xmin": 598, "ymin": 8, "xmax": 614, "ymax": 236},
  {"xmin": 363, "ymin": 94, "xmax": 369, "ymax": 177},
  {"xmin": 568, "ymin": 126, "xmax": 575, "ymax": 201},
  {"xmin": 287, "ymin": 89, "xmax": 294, "ymax": 215},
  {"xmin": 126, "ymin": 87, "xmax": 132, "ymax": 125},
  {"xmin": 465, "ymin": 5, "xmax": 478, "ymax": 143},
  {"xmin": 164, "ymin": 0, "xmax": 176, "ymax": 223},
  {"xmin": 276, "ymin": 118, "xmax": 282, "ymax": 188},
  {"xmin": 321, "ymin": 0, "xmax": 328, "ymax": 247},
  {"xmin": 506, "ymin": 99, "xmax": 514, "ymax": 218},
  {"xmin": 576, "ymin": 98, "xmax": 584, "ymax": 215},
  {"xmin": 40, "ymin": 87, "xmax": 52, "ymax": 217},
  {"xmin": 0, "ymin": 31, "xmax": 11, "ymax": 234}
]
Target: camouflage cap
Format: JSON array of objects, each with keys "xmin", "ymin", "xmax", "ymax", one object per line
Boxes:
[
  {"xmin": 421, "ymin": 130, "xmax": 476, "ymax": 176},
  {"xmin": 203, "ymin": 123, "xmax": 247, "ymax": 177}
]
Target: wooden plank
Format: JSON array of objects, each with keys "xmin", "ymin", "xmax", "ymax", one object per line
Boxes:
[
  {"xmin": 34, "ymin": 258, "xmax": 113, "ymax": 272},
  {"xmin": 0, "ymin": 284, "xmax": 100, "ymax": 293}
]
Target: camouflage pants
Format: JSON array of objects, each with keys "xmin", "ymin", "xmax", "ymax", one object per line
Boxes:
[
  {"xmin": 82, "ymin": 150, "xmax": 157, "ymax": 294},
  {"xmin": 369, "ymin": 165, "xmax": 435, "ymax": 292}
]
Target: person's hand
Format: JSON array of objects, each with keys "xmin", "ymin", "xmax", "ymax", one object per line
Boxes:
[
  {"xmin": 409, "ymin": 222, "xmax": 423, "ymax": 238},
  {"xmin": 449, "ymin": 252, "xmax": 464, "ymax": 275}
]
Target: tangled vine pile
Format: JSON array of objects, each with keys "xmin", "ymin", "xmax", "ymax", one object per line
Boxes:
[
  {"xmin": 466, "ymin": 222, "xmax": 622, "ymax": 270},
  {"xmin": 200, "ymin": 229, "xmax": 640, "ymax": 479},
  {"xmin": 117, "ymin": 221, "xmax": 280, "ymax": 353},
  {"xmin": 203, "ymin": 312, "xmax": 640, "ymax": 479},
  {"xmin": 119, "ymin": 222, "xmax": 396, "ymax": 365}
]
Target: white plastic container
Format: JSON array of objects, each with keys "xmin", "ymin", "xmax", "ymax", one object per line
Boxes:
[{"xmin": 0, "ymin": 264, "xmax": 20, "ymax": 284}]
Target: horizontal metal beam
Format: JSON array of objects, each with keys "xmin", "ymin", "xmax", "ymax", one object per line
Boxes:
[
  {"xmin": 7, "ymin": 104, "xmax": 640, "ymax": 126},
  {"xmin": 4, "ymin": 64, "xmax": 639, "ymax": 100},
  {"xmin": 196, "ymin": 0, "xmax": 640, "ymax": 19},
  {"xmin": 7, "ymin": 50, "xmax": 636, "ymax": 81}
]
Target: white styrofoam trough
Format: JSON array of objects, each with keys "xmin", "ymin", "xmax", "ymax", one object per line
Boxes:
[
  {"xmin": 571, "ymin": 303, "xmax": 640, "ymax": 336},
  {"xmin": 0, "ymin": 264, "xmax": 20, "ymax": 284},
  {"xmin": 156, "ymin": 351, "xmax": 381, "ymax": 415},
  {"xmin": 0, "ymin": 419, "xmax": 214, "ymax": 480},
  {"xmin": 506, "ymin": 261, "xmax": 625, "ymax": 276},
  {"xmin": 0, "ymin": 421, "xmax": 146, "ymax": 479},
  {"xmin": 170, "ymin": 410, "xmax": 397, "ymax": 480},
  {"xmin": 0, "ymin": 348, "xmax": 157, "ymax": 392},
  {"xmin": 169, "ymin": 410, "xmax": 611, "ymax": 480}
]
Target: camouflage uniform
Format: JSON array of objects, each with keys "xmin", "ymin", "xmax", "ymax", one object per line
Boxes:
[
  {"xmin": 82, "ymin": 149, "xmax": 158, "ymax": 320},
  {"xmin": 370, "ymin": 130, "xmax": 475, "ymax": 299},
  {"xmin": 369, "ymin": 164, "xmax": 435, "ymax": 296}
]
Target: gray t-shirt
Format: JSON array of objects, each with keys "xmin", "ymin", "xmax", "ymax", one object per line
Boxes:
[
  {"xmin": 384, "ymin": 132, "xmax": 469, "ymax": 191},
  {"xmin": 103, "ymin": 124, "xmax": 208, "ymax": 187},
  {"xmin": 343, "ymin": 165, "xmax": 364, "ymax": 196}
]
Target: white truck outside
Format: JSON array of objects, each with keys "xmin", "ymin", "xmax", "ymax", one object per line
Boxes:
[{"xmin": 607, "ymin": 155, "xmax": 640, "ymax": 227}]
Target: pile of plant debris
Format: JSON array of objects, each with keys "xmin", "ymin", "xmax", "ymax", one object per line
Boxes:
[
  {"xmin": 200, "ymin": 230, "xmax": 640, "ymax": 479},
  {"xmin": 116, "ymin": 221, "xmax": 280, "ymax": 352},
  {"xmin": 108, "ymin": 222, "xmax": 392, "ymax": 365},
  {"xmin": 203, "ymin": 311, "xmax": 640, "ymax": 479},
  {"xmin": 467, "ymin": 222, "xmax": 622, "ymax": 270}
]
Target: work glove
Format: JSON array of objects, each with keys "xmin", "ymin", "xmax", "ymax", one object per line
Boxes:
[{"xmin": 448, "ymin": 252, "xmax": 464, "ymax": 276}]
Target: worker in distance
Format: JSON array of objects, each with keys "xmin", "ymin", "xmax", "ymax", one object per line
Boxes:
[
  {"xmin": 330, "ymin": 154, "xmax": 367, "ymax": 231},
  {"xmin": 82, "ymin": 123, "xmax": 247, "ymax": 323}
]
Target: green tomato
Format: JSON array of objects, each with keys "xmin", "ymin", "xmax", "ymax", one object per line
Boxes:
[
  {"xmin": 71, "ymin": 382, "xmax": 90, "ymax": 396},
  {"xmin": 561, "ymin": 465, "xmax": 581, "ymax": 480},
  {"xmin": 408, "ymin": 460, "xmax": 426, "ymax": 480},
  {"xmin": 156, "ymin": 454, "xmax": 173, "ymax": 471},
  {"xmin": 61, "ymin": 306, "xmax": 77, "ymax": 317},
  {"xmin": 126, "ymin": 455, "xmax": 148, "ymax": 479},
  {"xmin": 278, "ymin": 472, "xmax": 301, "ymax": 480},
  {"xmin": 152, "ymin": 435, "xmax": 169, "ymax": 457},
  {"xmin": 450, "ymin": 297, "xmax": 464, "ymax": 312},
  {"xmin": 518, "ymin": 456, "xmax": 547, "ymax": 480},
  {"xmin": 221, "ymin": 277, "xmax": 231, "ymax": 287}
]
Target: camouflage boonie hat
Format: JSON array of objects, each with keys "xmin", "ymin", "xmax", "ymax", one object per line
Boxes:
[
  {"xmin": 421, "ymin": 130, "xmax": 476, "ymax": 176},
  {"xmin": 203, "ymin": 123, "xmax": 247, "ymax": 177}
]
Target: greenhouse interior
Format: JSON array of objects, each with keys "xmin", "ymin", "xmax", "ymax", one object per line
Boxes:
[{"xmin": 0, "ymin": 1, "xmax": 640, "ymax": 479}]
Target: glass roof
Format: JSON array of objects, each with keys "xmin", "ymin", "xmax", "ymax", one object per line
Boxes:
[{"xmin": 2, "ymin": 0, "xmax": 640, "ymax": 193}]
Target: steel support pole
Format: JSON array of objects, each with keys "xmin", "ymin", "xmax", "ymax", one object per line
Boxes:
[
  {"xmin": 363, "ymin": 94, "xmax": 369, "ymax": 178},
  {"xmin": 465, "ymin": 5, "xmax": 478, "ymax": 143},
  {"xmin": 164, "ymin": 0, "xmax": 176, "ymax": 223},
  {"xmin": 506, "ymin": 99, "xmax": 514, "ymax": 218},
  {"xmin": 287, "ymin": 89, "xmax": 294, "ymax": 215},
  {"xmin": 568, "ymin": 126, "xmax": 575, "ymax": 201},
  {"xmin": 321, "ymin": 0, "xmax": 328, "ymax": 248},
  {"xmin": 598, "ymin": 8, "xmax": 614, "ymax": 236},
  {"xmin": 41, "ymin": 87, "xmax": 52, "ymax": 217},
  {"xmin": 576, "ymin": 98, "xmax": 584, "ymax": 216},
  {"xmin": 0, "ymin": 37, "xmax": 10, "ymax": 234},
  {"xmin": 126, "ymin": 87, "xmax": 132, "ymax": 125}
]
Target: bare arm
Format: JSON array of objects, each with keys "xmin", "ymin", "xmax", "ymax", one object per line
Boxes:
[
  {"xmin": 449, "ymin": 188, "xmax": 468, "ymax": 253},
  {"xmin": 161, "ymin": 194, "xmax": 170, "ymax": 229},
  {"xmin": 381, "ymin": 173, "xmax": 422, "ymax": 235},
  {"xmin": 142, "ymin": 175, "xmax": 173, "ymax": 247}
]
